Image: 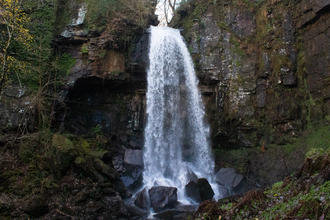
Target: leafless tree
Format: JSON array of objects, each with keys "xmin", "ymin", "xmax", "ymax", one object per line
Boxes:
[{"xmin": 156, "ymin": 0, "xmax": 179, "ymax": 26}]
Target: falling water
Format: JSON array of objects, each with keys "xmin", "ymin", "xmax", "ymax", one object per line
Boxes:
[{"xmin": 143, "ymin": 26, "xmax": 215, "ymax": 202}]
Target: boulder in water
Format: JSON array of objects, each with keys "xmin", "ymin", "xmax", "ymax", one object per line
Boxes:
[
  {"xmin": 148, "ymin": 186, "xmax": 178, "ymax": 212},
  {"xmin": 185, "ymin": 181, "xmax": 201, "ymax": 203},
  {"xmin": 134, "ymin": 188, "xmax": 150, "ymax": 210},
  {"xmin": 185, "ymin": 178, "xmax": 214, "ymax": 203},
  {"xmin": 197, "ymin": 178, "xmax": 215, "ymax": 201}
]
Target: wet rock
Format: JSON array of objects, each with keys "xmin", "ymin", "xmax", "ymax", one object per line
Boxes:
[
  {"xmin": 185, "ymin": 181, "xmax": 201, "ymax": 203},
  {"xmin": 102, "ymin": 196, "xmax": 130, "ymax": 218},
  {"xmin": 126, "ymin": 204, "xmax": 149, "ymax": 219},
  {"xmin": 185, "ymin": 178, "xmax": 214, "ymax": 203},
  {"xmin": 120, "ymin": 165, "xmax": 143, "ymax": 192},
  {"xmin": 124, "ymin": 149, "xmax": 143, "ymax": 167},
  {"xmin": 215, "ymin": 168, "xmax": 244, "ymax": 189},
  {"xmin": 148, "ymin": 186, "xmax": 178, "ymax": 212},
  {"xmin": 196, "ymin": 178, "xmax": 215, "ymax": 201},
  {"xmin": 134, "ymin": 188, "xmax": 150, "ymax": 210}
]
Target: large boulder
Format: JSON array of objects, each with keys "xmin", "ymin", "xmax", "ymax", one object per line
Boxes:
[
  {"xmin": 134, "ymin": 188, "xmax": 150, "ymax": 210},
  {"xmin": 52, "ymin": 134, "xmax": 75, "ymax": 173},
  {"xmin": 215, "ymin": 168, "xmax": 244, "ymax": 189},
  {"xmin": 124, "ymin": 149, "xmax": 143, "ymax": 167},
  {"xmin": 185, "ymin": 178, "xmax": 214, "ymax": 203},
  {"xmin": 148, "ymin": 186, "xmax": 178, "ymax": 212},
  {"xmin": 185, "ymin": 181, "xmax": 201, "ymax": 203}
]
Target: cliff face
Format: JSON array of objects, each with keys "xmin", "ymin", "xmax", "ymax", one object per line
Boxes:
[
  {"xmin": 173, "ymin": 0, "xmax": 330, "ymax": 148},
  {"xmin": 169, "ymin": 0, "xmax": 330, "ymax": 185}
]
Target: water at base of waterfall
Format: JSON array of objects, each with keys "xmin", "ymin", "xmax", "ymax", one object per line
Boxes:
[{"xmin": 143, "ymin": 26, "xmax": 218, "ymax": 203}]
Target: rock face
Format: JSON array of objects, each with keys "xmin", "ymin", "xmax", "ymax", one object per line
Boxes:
[
  {"xmin": 148, "ymin": 186, "xmax": 178, "ymax": 212},
  {"xmin": 171, "ymin": 0, "xmax": 330, "ymax": 188},
  {"xmin": 0, "ymin": 86, "xmax": 34, "ymax": 132},
  {"xmin": 185, "ymin": 178, "xmax": 214, "ymax": 203}
]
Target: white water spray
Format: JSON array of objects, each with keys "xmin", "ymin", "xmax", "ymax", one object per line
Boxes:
[{"xmin": 143, "ymin": 26, "xmax": 216, "ymax": 202}]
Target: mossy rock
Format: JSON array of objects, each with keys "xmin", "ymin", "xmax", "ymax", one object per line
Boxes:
[{"xmin": 51, "ymin": 134, "xmax": 75, "ymax": 174}]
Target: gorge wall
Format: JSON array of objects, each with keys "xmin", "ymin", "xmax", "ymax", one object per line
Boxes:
[
  {"xmin": 2, "ymin": 0, "xmax": 330, "ymax": 193},
  {"xmin": 170, "ymin": 0, "xmax": 330, "ymax": 186}
]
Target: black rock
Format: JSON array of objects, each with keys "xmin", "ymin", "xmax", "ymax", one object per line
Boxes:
[
  {"xmin": 185, "ymin": 178, "xmax": 214, "ymax": 203},
  {"xmin": 197, "ymin": 178, "xmax": 215, "ymax": 201},
  {"xmin": 148, "ymin": 186, "xmax": 178, "ymax": 212},
  {"xmin": 134, "ymin": 188, "xmax": 150, "ymax": 210},
  {"xmin": 185, "ymin": 181, "xmax": 201, "ymax": 203}
]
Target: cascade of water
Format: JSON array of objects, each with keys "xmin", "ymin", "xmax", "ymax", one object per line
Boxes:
[{"xmin": 143, "ymin": 26, "xmax": 215, "ymax": 202}]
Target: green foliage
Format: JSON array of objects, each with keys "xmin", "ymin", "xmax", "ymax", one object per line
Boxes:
[
  {"xmin": 56, "ymin": 53, "xmax": 76, "ymax": 76},
  {"xmin": 91, "ymin": 124, "xmax": 103, "ymax": 136},
  {"xmin": 271, "ymin": 181, "xmax": 283, "ymax": 191},
  {"xmin": 81, "ymin": 45, "xmax": 89, "ymax": 54},
  {"xmin": 84, "ymin": 0, "xmax": 151, "ymax": 49}
]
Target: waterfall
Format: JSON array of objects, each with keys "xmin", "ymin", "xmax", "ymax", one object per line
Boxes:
[{"xmin": 143, "ymin": 26, "xmax": 215, "ymax": 202}]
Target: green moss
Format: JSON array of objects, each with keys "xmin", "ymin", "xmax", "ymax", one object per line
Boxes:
[
  {"xmin": 81, "ymin": 45, "xmax": 89, "ymax": 54},
  {"xmin": 80, "ymin": 140, "xmax": 91, "ymax": 154},
  {"xmin": 52, "ymin": 134, "xmax": 74, "ymax": 153},
  {"xmin": 57, "ymin": 53, "xmax": 76, "ymax": 76}
]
